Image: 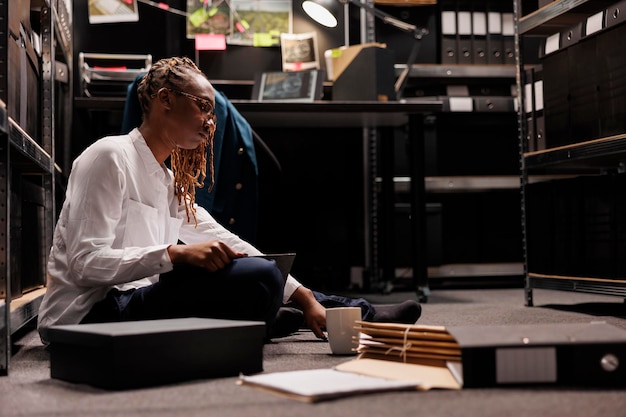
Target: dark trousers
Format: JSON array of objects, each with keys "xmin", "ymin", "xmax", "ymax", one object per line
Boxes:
[
  {"xmin": 309, "ymin": 291, "xmax": 377, "ymax": 321},
  {"xmin": 81, "ymin": 257, "xmax": 284, "ymax": 336}
]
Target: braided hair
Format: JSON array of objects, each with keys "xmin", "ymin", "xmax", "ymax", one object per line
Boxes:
[{"xmin": 137, "ymin": 56, "xmax": 215, "ymax": 226}]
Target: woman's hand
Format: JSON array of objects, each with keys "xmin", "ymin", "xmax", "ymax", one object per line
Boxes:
[
  {"xmin": 167, "ymin": 240, "xmax": 246, "ymax": 272},
  {"xmin": 290, "ymin": 286, "xmax": 327, "ymax": 339}
]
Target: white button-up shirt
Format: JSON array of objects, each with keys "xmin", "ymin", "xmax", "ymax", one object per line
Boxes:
[{"xmin": 38, "ymin": 129, "xmax": 301, "ymax": 342}]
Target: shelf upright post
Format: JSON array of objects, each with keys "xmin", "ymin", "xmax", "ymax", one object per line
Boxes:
[
  {"xmin": 0, "ymin": 117, "xmax": 8, "ymax": 376},
  {"xmin": 41, "ymin": 4, "xmax": 56, "ymax": 258},
  {"xmin": 0, "ymin": 0, "xmax": 10, "ymax": 376},
  {"xmin": 359, "ymin": 0, "xmax": 381, "ymax": 291},
  {"xmin": 512, "ymin": 0, "xmax": 533, "ymax": 306}
]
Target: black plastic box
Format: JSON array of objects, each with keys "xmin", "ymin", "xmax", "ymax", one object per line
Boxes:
[{"xmin": 47, "ymin": 318, "xmax": 265, "ymax": 390}]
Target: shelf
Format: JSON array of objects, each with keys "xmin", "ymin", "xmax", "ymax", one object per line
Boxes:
[
  {"xmin": 74, "ymin": 96, "xmax": 125, "ymax": 110},
  {"xmin": 528, "ymin": 273, "xmax": 626, "ymax": 298},
  {"xmin": 426, "ymin": 175, "xmax": 520, "ymax": 192},
  {"xmin": 2, "ymin": 0, "xmax": 70, "ymax": 375},
  {"xmin": 523, "ymin": 133, "xmax": 626, "ymax": 171},
  {"xmin": 393, "ymin": 263, "xmax": 524, "ymax": 279},
  {"xmin": 8, "ymin": 118, "xmax": 53, "ymax": 173},
  {"xmin": 430, "ymin": 263, "xmax": 524, "ymax": 278},
  {"xmin": 74, "ymin": 98, "xmax": 445, "ymax": 125},
  {"xmin": 519, "ymin": 0, "xmax": 615, "ymax": 35},
  {"xmin": 398, "ymin": 64, "xmax": 516, "ymax": 79},
  {"xmin": 183, "ymin": 66, "xmax": 516, "ymax": 91},
  {"xmin": 517, "ymin": 0, "xmax": 626, "ymax": 305},
  {"xmin": 230, "ymin": 100, "xmax": 442, "ymax": 128},
  {"xmin": 417, "ymin": 96, "xmax": 515, "ymax": 113},
  {"xmin": 10, "ymin": 287, "xmax": 45, "ymax": 334},
  {"xmin": 385, "ymin": 176, "xmax": 521, "ymax": 193}
]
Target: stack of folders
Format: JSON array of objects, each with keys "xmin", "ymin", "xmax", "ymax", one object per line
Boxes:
[
  {"xmin": 538, "ymin": 0, "xmax": 626, "ymax": 148},
  {"xmin": 439, "ymin": 0, "xmax": 515, "ymax": 65},
  {"xmin": 354, "ymin": 321, "xmax": 462, "ymax": 366},
  {"xmin": 523, "ymin": 65, "xmax": 545, "ymax": 153}
]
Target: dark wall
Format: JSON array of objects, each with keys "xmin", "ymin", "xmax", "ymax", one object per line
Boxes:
[
  {"xmin": 198, "ymin": 4, "xmax": 349, "ymax": 80},
  {"xmin": 72, "ymin": 1, "xmax": 183, "ymax": 90},
  {"xmin": 71, "ymin": 1, "xmax": 352, "ymax": 166},
  {"xmin": 72, "ymin": 2, "xmax": 439, "ymax": 83},
  {"xmin": 366, "ymin": 5, "xmax": 438, "ymax": 65},
  {"xmin": 254, "ymin": 126, "xmax": 365, "ymax": 291},
  {"xmin": 72, "ymin": 1, "xmax": 348, "ymax": 83}
]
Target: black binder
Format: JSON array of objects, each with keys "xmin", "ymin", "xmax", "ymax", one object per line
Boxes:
[
  {"xmin": 568, "ymin": 33, "xmax": 600, "ymax": 143},
  {"xmin": 541, "ymin": 39, "xmax": 569, "ymax": 148},
  {"xmin": 440, "ymin": 0, "xmax": 458, "ymax": 64},
  {"xmin": 560, "ymin": 21, "xmax": 583, "ymax": 49},
  {"xmin": 597, "ymin": 20, "xmax": 626, "ymax": 138},
  {"xmin": 523, "ymin": 68, "xmax": 537, "ymax": 152},
  {"xmin": 502, "ymin": 9, "xmax": 515, "ymax": 65},
  {"xmin": 605, "ymin": 0, "xmax": 626, "ymax": 28},
  {"xmin": 471, "ymin": 4, "xmax": 488, "ymax": 65},
  {"xmin": 533, "ymin": 67, "xmax": 546, "ymax": 151},
  {"xmin": 486, "ymin": 0, "xmax": 504, "ymax": 64},
  {"xmin": 473, "ymin": 96, "xmax": 514, "ymax": 112},
  {"xmin": 456, "ymin": 1, "xmax": 473, "ymax": 64},
  {"xmin": 447, "ymin": 322, "xmax": 626, "ymax": 388}
]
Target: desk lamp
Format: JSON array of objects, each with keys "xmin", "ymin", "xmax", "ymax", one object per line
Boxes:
[{"xmin": 302, "ymin": 0, "xmax": 428, "ymax": 100}]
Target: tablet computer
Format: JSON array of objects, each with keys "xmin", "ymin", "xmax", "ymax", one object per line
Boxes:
[
  {"xmin": 253, "ymin": 253, "xmax": 296, "ymax": 281},
  {"xmin": 251, "ymin": 70, "xmax": 324, "ymax": 102}
]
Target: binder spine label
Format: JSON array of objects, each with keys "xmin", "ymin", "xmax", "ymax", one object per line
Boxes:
[
  {"xmin": 585, "ymin": 11, "xmax": 605, "ymax": 36},
  {"xmin": 496, "ymin": 347, "xmax": 557, "ymax": 383}
]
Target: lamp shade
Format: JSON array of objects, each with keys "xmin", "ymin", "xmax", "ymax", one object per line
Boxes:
[{"xmin": 301, "ymin": 0, "xmax": 339, "ymax": 28}]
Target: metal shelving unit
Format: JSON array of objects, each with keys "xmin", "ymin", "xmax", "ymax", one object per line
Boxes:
[
  {"xmin": 515, "ymin": 0, "xmax": 626, "ymax": 306},
  {"xmin": 0, "ymin": 0, "xmax": 72, "ymax": 374},
  {"xmin": 393, "ymin": 63, "xmax": 523, "ymax": 291}
]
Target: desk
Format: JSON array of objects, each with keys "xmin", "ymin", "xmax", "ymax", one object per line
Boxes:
[
  {"xmin": 231, "ymin": 100, "xmax": 441, "ymax": 301},
  {"xmin": 229, "ymin": 101, "xmax": 427, "ymax": 128}
]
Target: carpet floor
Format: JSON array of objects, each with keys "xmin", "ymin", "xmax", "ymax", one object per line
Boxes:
[{"xmin": 2, "ymin": 287, "xmax": 626, "ymax": 417}]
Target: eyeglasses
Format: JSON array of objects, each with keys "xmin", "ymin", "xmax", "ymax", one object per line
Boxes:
[{"xmin": 168, "ymin": 89, "xmax": 214, "ymax": 116}]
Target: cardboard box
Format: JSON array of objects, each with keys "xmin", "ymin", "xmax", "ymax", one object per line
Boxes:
[
  {"xmin": 325, "ymin": 43, "xmax": 385, "ymax": 81},
  {"xmin": 8, "ymin": 0, "xmax": 31, "ymax": 38},
  {"xmin": 328, "ymin": 43, "xmax": 396, "ymax": 101},
  {"xmin": 47, "ymin": 318, "xmax": 265, "ymax": 390}
]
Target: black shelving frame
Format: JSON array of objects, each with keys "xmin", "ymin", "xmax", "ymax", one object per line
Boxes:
[
  {"xmin": 515, "ymin": 0, "xmax": 626, "ymax": 306},
  {"xmin": 0, "ymin": 0, "xmax": 72, "ymax": 374}
]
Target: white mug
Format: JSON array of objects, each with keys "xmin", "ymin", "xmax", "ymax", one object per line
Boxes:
[{"xmin": 326, "ymin": 307, "xmax": 361, "ymax": 355}]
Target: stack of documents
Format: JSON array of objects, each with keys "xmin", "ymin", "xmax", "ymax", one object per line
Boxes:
[{"xmin": 354, "ymin": 321, "xmax": 462, "ymax": 365}]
